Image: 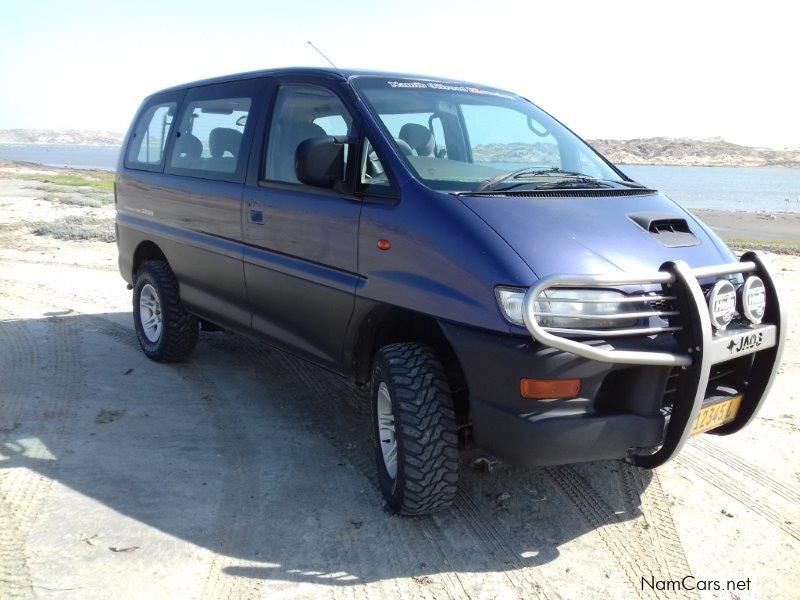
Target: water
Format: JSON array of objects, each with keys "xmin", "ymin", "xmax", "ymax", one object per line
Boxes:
[
  {"xmin": 1, "ymin": 144, "xmax": 798, "ymax": 213},
  {"xmin": 0, "ymin": 143, "xmax": 120, "ymax": 171},
  {"xmin": 623, "ymin": 164, "xmax": 800, "ymax": 214}
]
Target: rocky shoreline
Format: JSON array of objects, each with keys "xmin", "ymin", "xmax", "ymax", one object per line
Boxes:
[{"xmin": 0, "ymin": 129, "xmax": 123, "ymax": 146}]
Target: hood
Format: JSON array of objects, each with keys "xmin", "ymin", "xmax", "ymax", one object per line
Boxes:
[{"xmin": 457, "ymin": 191, "xmax": 734, "ymax": 279}]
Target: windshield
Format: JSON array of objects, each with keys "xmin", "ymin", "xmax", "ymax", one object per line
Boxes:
[{"xmin": 352, "ymin": 77, "xmax": 629, "ymax": 192}]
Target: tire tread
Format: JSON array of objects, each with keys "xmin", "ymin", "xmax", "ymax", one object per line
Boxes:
[
  {"xmin": 376, "ymin": 343, "xmax": 459, "ymax": 515},
  {"xmin": 134, "ymin": 261, "xmax": 198, "ymax": 362}
]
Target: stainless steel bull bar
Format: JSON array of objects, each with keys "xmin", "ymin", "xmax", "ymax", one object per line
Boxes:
[{"xmin": 520, "ymin": 251, "xmax": 787, "ymax": 467}]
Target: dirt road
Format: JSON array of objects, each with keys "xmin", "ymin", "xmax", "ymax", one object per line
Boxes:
[{"xmin": 1, "ymin": 171, "xmax": 799, "ymax": 599}]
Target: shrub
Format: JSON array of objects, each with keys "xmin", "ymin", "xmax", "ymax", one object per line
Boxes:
[{"xmin": 32, "ymin": 216, "xmax": 115, "ymax": 242}]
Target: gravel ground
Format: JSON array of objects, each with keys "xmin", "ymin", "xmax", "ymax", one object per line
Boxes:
[{"xmin": 0, "ymin": 169, "xmax": 798, "ymax": 599}]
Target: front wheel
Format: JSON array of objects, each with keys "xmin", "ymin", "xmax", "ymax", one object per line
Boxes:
[
  {"xmin": 133, "ymin": 261, "xmax": 198, "ymax": 362},
  {"xmin": 370, "ymin": 343, "xmax": 459, "ymax": 515}
]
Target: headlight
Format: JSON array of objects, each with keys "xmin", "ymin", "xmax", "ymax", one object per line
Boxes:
[
  {"xmin": 535, "ymin": 289, "xmax": 637, "ymax": 329},
  {"xmin": 495, "ymin": 287, "xmax": 638, "ymax": 329}
]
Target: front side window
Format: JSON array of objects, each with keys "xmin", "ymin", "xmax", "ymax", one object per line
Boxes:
[
  {"xmin": 126, "ymin": 102, "xmax": 176, "ymax": 169},
  {"xmin": 360, "ymin": 138, "xmax": 391, "ymax": 192},
  {"xmin": 168, "ymin": 97, "xmax": 251, "ymax": 175},
  {"xmin": 265, "ymin": 85, "xmax": 353, "ymax": 184},
  {"xmin": 353, "ymin": 78, "xmax": 626, "ymax": 192}
]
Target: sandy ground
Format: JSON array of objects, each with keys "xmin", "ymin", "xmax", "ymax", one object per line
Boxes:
[
  {"xmin": 693, "ymin": 210, "xmax": 800, "ymax": 242},
  {"xmin": 1, "ymin": 166, "xmax": 799, "ymax": 599}
]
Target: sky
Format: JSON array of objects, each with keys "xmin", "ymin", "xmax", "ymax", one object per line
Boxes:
[{"xmin": 0, "ymin": 0, "xmax": 797, "ymax": 149}]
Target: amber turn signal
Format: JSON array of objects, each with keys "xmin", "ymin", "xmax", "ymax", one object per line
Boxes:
[
  {"xmin": 377, "ymin": 239, "xmax": 391, "ymax": 250},
  {"xmin": 520, "ymin": 378, "xmax": 581, "ymax": 400}
]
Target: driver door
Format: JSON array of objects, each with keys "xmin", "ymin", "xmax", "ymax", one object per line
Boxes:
[{"xmin": 242, "ymin": 81, "xmax": 362, "ymax": 369}]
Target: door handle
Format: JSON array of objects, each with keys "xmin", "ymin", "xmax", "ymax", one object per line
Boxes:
[{"xmin": 249, "ymin": 208, "xmax": 264, "ymax": 225}]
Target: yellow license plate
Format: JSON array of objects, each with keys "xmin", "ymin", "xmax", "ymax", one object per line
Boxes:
[{"xmin": 692, "ymin": 395, "xmax": 743, "ymax": 435}]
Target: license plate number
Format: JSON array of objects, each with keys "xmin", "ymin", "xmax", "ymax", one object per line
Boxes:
[{"xmin": 692, "ymin": 395, "xmax": 743, "ymax": 435}]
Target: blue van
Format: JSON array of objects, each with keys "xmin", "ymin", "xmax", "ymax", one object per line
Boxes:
[{"xmin": 116, "ymin": 68, "xmax": 786, "ymax": 515}]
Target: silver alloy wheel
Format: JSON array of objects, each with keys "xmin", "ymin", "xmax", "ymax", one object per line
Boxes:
[
  {"xmin": 139, "ymin": 283, "xmax": 163, "ymax": 343},
  {"xmin": 376, "ymin": 382, "xmax": 398, "ymax": 479}
]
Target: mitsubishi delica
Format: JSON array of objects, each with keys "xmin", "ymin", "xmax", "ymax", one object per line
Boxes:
[{"xmin": 115, "ymin": 68, "xmax": 786, "ymax": 515}]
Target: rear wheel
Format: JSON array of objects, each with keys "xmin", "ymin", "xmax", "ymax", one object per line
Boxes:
[
  {"xmin": 133, "ymin": 261, "xmax": 198, "ymax": 362},
  {"xmin": 370, "ymin": 343, "xmax": 459, "ymax": 515}
]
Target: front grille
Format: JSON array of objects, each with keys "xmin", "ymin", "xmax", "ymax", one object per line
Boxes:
[
  {"xmin": 649, "ymin": 298, "xmax": 676, "ymax": 313},
  {"xmin": 661, "ymin": 359, "xmax": 748, "ymax": 415}
]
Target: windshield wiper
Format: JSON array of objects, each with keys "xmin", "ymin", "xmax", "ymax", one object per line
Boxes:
[
  {"xmin": 526, "ymin": 168, "xmax": 648, "ymax": 189},
  {"xmin": 474, "ymin": 167, "xmax": 600, "ymax": 193},
  {"xmin": 533, "ymin": 179, "xmax": 612, "ymax": 190}
]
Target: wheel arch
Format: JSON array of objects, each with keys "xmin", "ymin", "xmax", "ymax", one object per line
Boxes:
[
  {"xmin": 132, "ymin": 240, "xmax": 168, "ymax": 279},
  {"xmin": 350, "ymin": 304, "xmax": 470, "ymax": 437}
]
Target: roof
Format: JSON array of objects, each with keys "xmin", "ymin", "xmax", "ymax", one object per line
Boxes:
[{"xmin": 153, "ymin": 66, "xmax": 516, "ymax": 96}]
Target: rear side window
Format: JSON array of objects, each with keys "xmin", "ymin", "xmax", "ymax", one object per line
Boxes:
[
  {"xmin": 168, "ymin": 97, "xmax": 252, "ymax": 176},
  {"xmin": 126, "ymin": 102, "xmax": 177, "ymax": 169}
]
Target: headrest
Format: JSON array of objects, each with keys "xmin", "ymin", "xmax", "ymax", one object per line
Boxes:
[
  {"xmin": 399, "ymin": 123, "xmax": 435, "ymax": 156},
  {"xmin": 174, "ymin": 133, "xmax": 202, "ymax": 159},
  {"xmin": 282, "ymin": 121, "xmax": 327, "ymax": 145},
  {"xmin": 209, "ymin": 128, "xmax": 243, "ymax": 158},
  {"xmin": 394, "ymin": 138, "xmax": 414, "ymax": 156}
]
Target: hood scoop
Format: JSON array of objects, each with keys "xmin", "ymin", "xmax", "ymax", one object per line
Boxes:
[{"xmin": 628, "ymin": 213, "xmax": 700, "ymax": 248}]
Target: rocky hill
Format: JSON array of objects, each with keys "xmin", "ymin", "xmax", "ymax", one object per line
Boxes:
[
  {"xmin": 587, "ymin": 137, "xmax": 800, "ymax": 168},
  {"xmin": 474, "ymin": 137, "xmax": 800, "ymax": 168},
  {"xmin": 473, "ymin": 142, "xmax": 559, "ymax": 164},
  {"xmin": 0, "ymin": 129, "xmax": 124, "ymax": 146}
]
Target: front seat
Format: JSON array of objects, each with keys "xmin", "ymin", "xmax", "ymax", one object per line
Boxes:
[
  {"xmin": 208, "ymin": 127, "xmax": 243, "ymax": 173},
  {"xmin": 399, "ymin": 123, "xmax": 436, "ymax": 157},
  {"xmin": 272, "ymin": 120, "xmax": 327, "ymax": 182}
]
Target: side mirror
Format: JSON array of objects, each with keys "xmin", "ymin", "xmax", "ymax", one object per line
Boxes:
[{"xmin": 295, "ymin": 136, "xmax": 346, "ymax": 188}]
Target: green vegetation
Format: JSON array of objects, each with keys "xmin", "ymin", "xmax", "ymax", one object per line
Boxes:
[
  {"xmin": 1, "ymin": 171, "xmax": 114, "ymax": 192},
  {"xmin": 36, "ymin": 172, "xmax": 114, "ymax": 192},
  {"xmin": 32, "ymin": 216, "xmax": 115, "ymax": 243},
  {"xmin": 726, "ymin": 238, "xmax": 800, "ymax": 256}
]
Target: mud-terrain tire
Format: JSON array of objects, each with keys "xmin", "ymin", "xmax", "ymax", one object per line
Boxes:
[
  {"xmin": 370, "ymin": 343, "xmax": 459, "ymax": 515},
  {"xmin": 133, "ymin": 261, "xmax": 198, "ymax": 362}
]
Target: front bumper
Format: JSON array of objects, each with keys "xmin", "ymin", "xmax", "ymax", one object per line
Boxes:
[
  {"xmin": 442, "ymin": 252, "xmax": 786, "ymax": 468},
  {"xmin": 470, "ymin": 400, "xmax": 665, "ymax": 466},
  {"xmin": 441, "ymin": 322, "xmax": 674, "ymax": 466}
]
